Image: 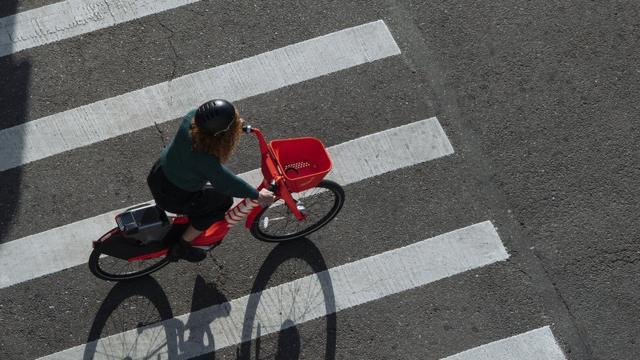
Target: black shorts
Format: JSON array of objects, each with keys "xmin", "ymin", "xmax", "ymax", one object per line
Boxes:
[{"xmin": 147, "ymin": 161, "xmax": 233, "ymax": 231}]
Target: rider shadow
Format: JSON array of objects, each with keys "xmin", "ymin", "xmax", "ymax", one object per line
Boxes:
[
  {"xmin": 178, "ymin": 275, "xmax": 231, "ymax": 358},
  {"xmin": 234, "ymin": 238, "xmax": 337, "ymax": 360},
  {"xmin": 83, "ymin": 275, "xmax": 231, "ymax": 360},
  {"xmin": 0, "ymin": 0, "xmax": 31, "ymax": 246},
  {"xmin": 242, "ymin": 320, "xmax": 303, "ymax": 360},
  {"xmin": 275, "ymin": 320, "xmax": 301, "ymax": 359}
]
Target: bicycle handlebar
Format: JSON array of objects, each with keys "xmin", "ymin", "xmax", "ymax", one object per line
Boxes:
[
  {"xmin": 242, "ymin": 123, "xmax": 306, "ymax": 221},
  {"xmin": 242, "ymin": 123, "xmax": 276, "ymax": 180}
]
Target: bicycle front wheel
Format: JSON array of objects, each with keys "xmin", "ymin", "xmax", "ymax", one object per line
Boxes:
[
  {"xmin": 250, "ymin": 180, "xmax": 344, "ymax": 242},
  {"xmin": 88, "ymin": 231, "xmax": 171, "ymax": 281}
]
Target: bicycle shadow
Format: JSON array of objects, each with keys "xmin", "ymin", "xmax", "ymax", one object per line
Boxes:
[
  {"xmin": 82, "ymin": 239, "xmax": 336, "ymax": 359},
  {"xmin": 83, "ymin": 275, "xmax": 231, "ymax": 359},
  {"xmin": 233, "ymin": 238, "xmax": 337, "ymax": 360},
  {"xmin": 0, "ymin": 0, "xmax": 30, "ymax": 246},
  {"xmin": 83, "ymin": 276, "xmax": 179, "ymax": 359}
]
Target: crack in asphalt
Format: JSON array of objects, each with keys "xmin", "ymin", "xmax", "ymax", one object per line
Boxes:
[
  {"xmin": 531, "ymin": 248, "xmax": 595, "ymax": 358},
  {"xmin": 562, "ymin": 248, "xmax": 640, "ymax": 271},
  {"xmin": 610, "ymin": 256, "xmax": 640, "ymax": 265},
  {"xmin": 155, "ymin": 17, "xmax": 181, "ymax": 112},
  {"xmin": 155, "ymin": 18, "xmax": 180, "ymax": 81},
  {"xmin": 102, "ymin": 0, "xmax": 116, "ymax": 23},
  {"xmin": 153, "ymin": 121, "xmax": 167, "ymax": 147}
]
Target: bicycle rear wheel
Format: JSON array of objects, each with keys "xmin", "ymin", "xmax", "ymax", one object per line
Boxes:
[
  {"xmin": 250, "ymin": 180, "xmax": 344, "ymax": 242},
  {"xmin": 88, "ymin": 230, "xmax": 171, "ymax": 281}
]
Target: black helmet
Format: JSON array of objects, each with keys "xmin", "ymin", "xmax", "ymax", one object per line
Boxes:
[{"xmin": 194, "ymin": 99, "xmax": 237, "ymax": 135}]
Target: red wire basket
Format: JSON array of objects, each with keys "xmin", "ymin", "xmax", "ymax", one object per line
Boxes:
[{"xmin": 269, "ymin": 137, "xmax": 333, "ymax": 192}]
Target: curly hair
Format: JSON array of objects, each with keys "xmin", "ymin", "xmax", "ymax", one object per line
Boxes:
[{"xmin": 189, "ymin": 112, "xmax": 242, "ymax": 163}]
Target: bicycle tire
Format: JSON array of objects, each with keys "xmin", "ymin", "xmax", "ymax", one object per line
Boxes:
[
  {"xmin": 88, "ymin": 235, "xmax": 171, "ymax": 281},
  {"xmin": 250, "ymin": 180, "xmax": 344, "ymax": 242}
]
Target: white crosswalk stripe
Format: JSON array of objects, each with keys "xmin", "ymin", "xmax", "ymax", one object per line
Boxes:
[
  {"xmin": 0, "ymin": 0, "xmax": 200, "ymax": 57},
  {"xmin": 0, "ymin": 117, "xmax": 453, "ymax": 289},
  {"xmin": 440, "ymin": 326, "xmax": 567, "ymax": 360},
  {"xmin": 0, "ymin": 20, "xmax": 400, "ymax": 172},
  {"xmin": 39, "ymin": 221, "xmax": 507, "ymax": 359}
]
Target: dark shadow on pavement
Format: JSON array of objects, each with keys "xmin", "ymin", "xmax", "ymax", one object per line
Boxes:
[
  {"xmin": 178, "ymin": 274, "xmax": 231, "ymax": 359},
  {"xmin": 0, "ymin": 1, "xmax": 30, "ymax": 245},
  {"xmin": 275, "ymin": 320, "xmax": 301, "ymax": 360},
  {"xmin": 83, "ymin": 276, "xmax": 178, "ymax": 359},
  {"xmin": 83, "ymin": 274, "xmax": 231, "ymax": 360},
  {"xmin": 0, "ymin": 2, "xmax": 23, "ymax": 18},
  {"xmin": 235, "ymin": 238, "xmax": 337, "ymax": 360},
  {"xmin": 82, "ymin": 239, "xmax": 336, "ymax": 359}
]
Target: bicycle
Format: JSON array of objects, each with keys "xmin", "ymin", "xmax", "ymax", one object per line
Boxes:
[{"xmin": 89, "ymin": 125, "xmax": 345, "ymax": 281}]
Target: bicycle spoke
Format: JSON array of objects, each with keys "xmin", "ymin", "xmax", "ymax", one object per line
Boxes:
[
  {"xmin": 261, "ymin": 191, "xmax": 332, "ymax": 236},
  {"xmin": 252, "ymin": 180, "xmax": 343, "ymax": 241}
]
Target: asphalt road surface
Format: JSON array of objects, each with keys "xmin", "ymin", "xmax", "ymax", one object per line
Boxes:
[{"xmin": 0, "ymin": 1, "xmax": 638, "ymax": 359}]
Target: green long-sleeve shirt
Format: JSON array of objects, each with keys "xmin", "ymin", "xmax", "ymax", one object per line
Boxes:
[{"xmin": 159, "ymin": 110, "xmax": 259, "ymax": 199}]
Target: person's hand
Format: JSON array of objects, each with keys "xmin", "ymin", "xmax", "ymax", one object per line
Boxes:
[{"xmin": 257, "ymin": 188, "xmax": 276, "ymax": 207}]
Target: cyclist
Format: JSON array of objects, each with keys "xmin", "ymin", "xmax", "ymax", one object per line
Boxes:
[{"xmin": 147, "ymin": 99, "xmax": 275, "ymax": 262}]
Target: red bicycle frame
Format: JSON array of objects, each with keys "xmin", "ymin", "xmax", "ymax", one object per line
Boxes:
[
  {"xmin": 248, "ymin": 127, "xmax": 307, "ymax": 222},
  {"xmin": 126, "ymin": 127, "xmax": 307, "ymax": 261}
]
